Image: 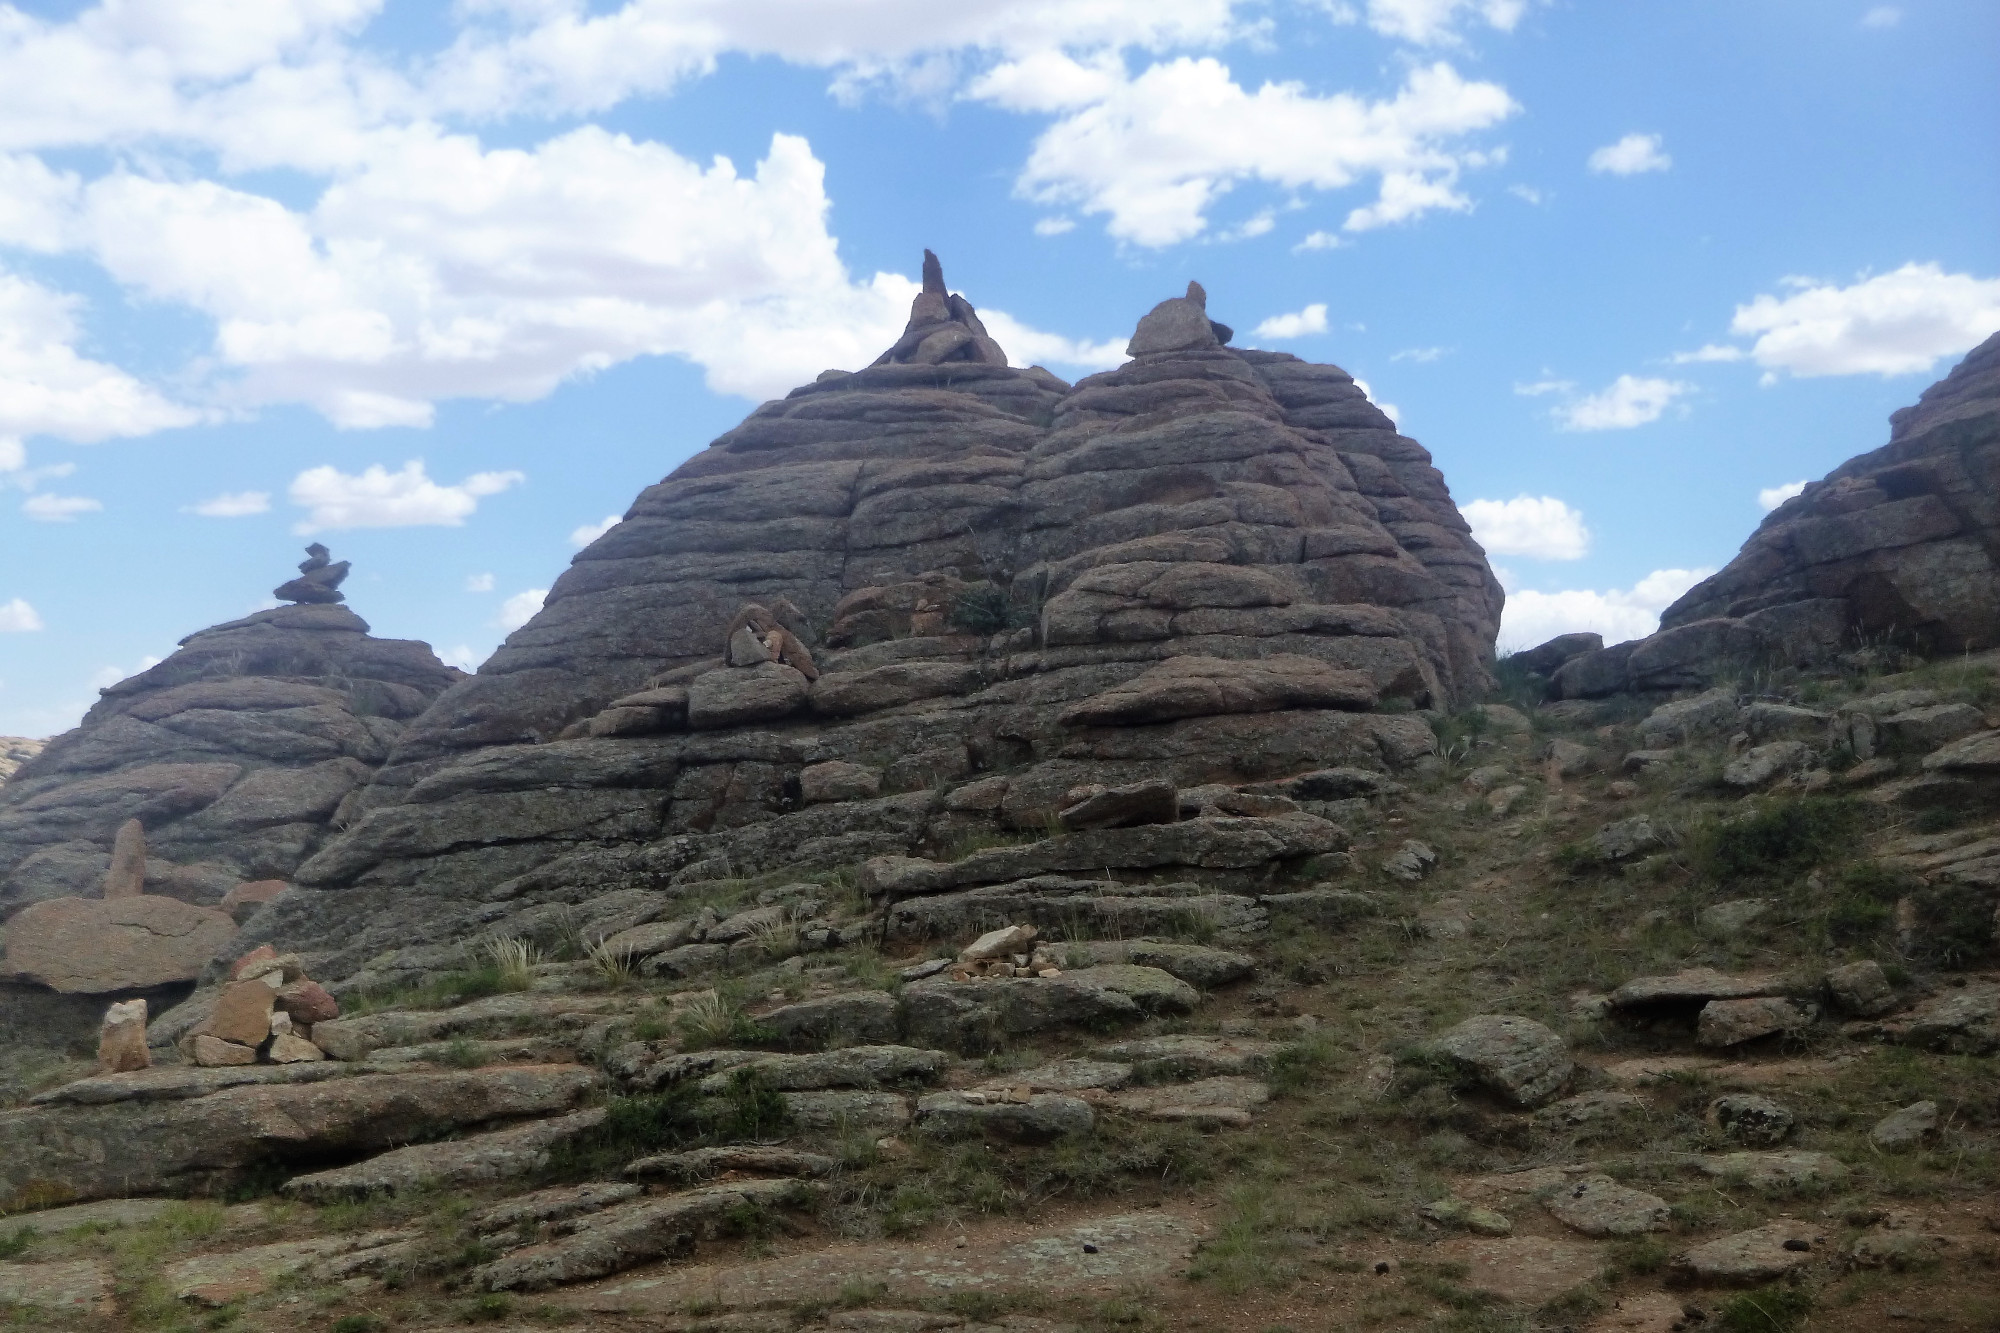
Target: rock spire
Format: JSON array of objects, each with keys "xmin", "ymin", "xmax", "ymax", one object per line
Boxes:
[{"xmin": 870, "ymin": 249, "xmax": 1010, "ymax": 368}]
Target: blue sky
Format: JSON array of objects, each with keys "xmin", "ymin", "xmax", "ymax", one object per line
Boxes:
[{"xmin": 2, "ymin": 0, "xmax": 1996, "ymax": 736}]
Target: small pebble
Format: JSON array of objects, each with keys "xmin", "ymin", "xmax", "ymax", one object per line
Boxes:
[{"xmin": 1083, "ymin": 1243, "xmax": 1099, "ymax": 1254}]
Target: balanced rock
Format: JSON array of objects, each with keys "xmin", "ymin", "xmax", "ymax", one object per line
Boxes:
[
  {"xmin": 1557, "ymin": 331, "xmax": 2000, "ymax": 696},
  {"xmin": 0, "ymin": 895, "xmax": 237, "ymax": 993},
  {"xmin": 272, "ymin": 543, "xmax": 349, "ymax": 605}
]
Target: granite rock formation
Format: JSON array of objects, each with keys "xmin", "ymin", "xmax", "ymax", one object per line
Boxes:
[
  {"xmin": 0, "ymin": 550, "xmax": 462, "ymax": 919},
  {"xmin": 240, "ymin": 259, "xmax": 1502, "ymax": 988},
  {"xmin": 0, "ymin": 738, "xmax": 41, "ymax": 784},
  {"xmin": 1553, "ymin": 330, "xmax": 2000, "ymax": 697}
]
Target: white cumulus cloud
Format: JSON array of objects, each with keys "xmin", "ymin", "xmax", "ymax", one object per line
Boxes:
[
  {"xmin": 1252, "ymin": 303, "xmax": 1330, "ymax": 340},
  {"xmin": 465, "ymin": 572, "xmax": 496, "ymax": 592},
  {"xmin": 976, "ymin": 310, "xmax": 1127, "ymax": 371},
  {"xmin": 1006, "ymin": 58, "xmax": 1516, "ymax": 247},
  {"xmin": 1357, "ymin": 0, "xmax": 1528, "ymax": 45},
  {"xmin": 1670, "ymin": 343, "xmax": 1745, "ymax": 364},
  {"xmin": 22, "ymin": 492, "xmax": 102, "ymax": 521},
  {"xmin": 1728, "ymin": 263, "xmax": 2000, "ymax": 378},
  {"xmin": 497, "ymin": 588, "xmax": 547, "ymax": 630},
  {"xmin": 1556, "ymin": 375, "xmax": 1689, "ymax": 431},
  {"xmin": 1587, "ymin": 133, "xmax": 1670, "ymax": 176},
  {"xmin": 1293, "ymin": 230, "xmax": 1347, "ymax": 252},
  {"xmin": 289, "ymin": 460, "xmax": 525, "ymax": 534},
  {"xmin": 1499, "ymin": 567, "xmax": 1713, "ymax": 652},
  {"xmin": 441, "ymin": 643, "xmax": 480, "ymax": 672},
  {"xmin": 568, "ymin": 516, "xmax": 620, "ymax": 547},
  {"xmin": 0, "ymin": 598, "xmax": 43, "ymax": 632},
  {"xmin": 187, "ymin": 490, "xmax": 271, "ymax": 517},
  {"xmin": 1463, "ymin": 495, "xmax": 1589, "ymax": 560},
  {"xmin": 1758, "ymin": 480, "xmax": 1808, "ymax": 511},
  {"xmin": 0, "ymin": 268, "xmax": 202, "ymax": 446}
]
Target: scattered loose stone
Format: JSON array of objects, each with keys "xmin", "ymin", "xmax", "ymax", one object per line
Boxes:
[
  {"xmin": 1381, "ymin": 839, "xmax": 1438, "ymax": 881},
  {"xmin": 1419, "ymin": 1196, "xmax": 1512, "ymax": 1236},
  {"xmin": 1540, "ymin": 1174, "xmax": 1670, "ymax": 1237},
  {"xmin": 1690, "ymin": 1151, "xmax": 1847, "ymax": 1190},
  {"xmin": 1532, "ymin": 1090, "xmax": 1646, "ymax": 1128},
  {"xmin": 1431, "ymin": 1014, "xmax": 1572, "ymax": 1108},
  {"xmin": 190, "ymin": 1034, "xmax": 257, "ymax": 1067},
  {"xmin": 1709, "ymin": 1094, "xmax": 1795, "ymax": 1147},
  {"xmin": 1869, "ymin": 1100, "xmax": 1939, "ymax": 1151},
  {"xmin": 1897, "ymin": 983, "xmax": 1998, "ymax": 1054},
  {"xmin": 1594, "ymin": 817, "xmax": 1661, "ymax": 861},
  {"xmin": 1699, "ymin": 898, "xmax": 1774, "ymax": 937}
]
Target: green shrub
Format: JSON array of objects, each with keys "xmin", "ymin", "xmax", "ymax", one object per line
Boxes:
[
  {"xmin": 1685, "ymin": 796, "xmax": 1865, "ymax": 887},
  {"xmin": 543, "ymin": 1072, "xmax": 792, "ymax": 1180},
  {"xmin": 1907, "ymin": 882, "xmax": 1998, "ymax": 967},
  {"xmin": 947, "ymin": 583, "xmax": 1014, "ymax": 635},
  {"xmin": 1717, "ymin": 1285, "xmax": 1813, "ymax": 1332},
  {"xmin": 331, "ymin": 1315, "xmax": 385, "ymax": 1333},
  {"xmin": 0, "ymin": 1226, "xmax": 35, "ymax": 1260}
]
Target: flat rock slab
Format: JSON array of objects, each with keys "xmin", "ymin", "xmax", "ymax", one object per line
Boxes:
[
  {"xmin": 1688, "ymin": 1151, "xmax": 1847, "ymax": 1191},
  {"xmin": 1674, "ymin": 1221, "xmax": 1823, "ymax": 1285},
  {"xmin": 550, "ymin": 1211, "xmax": 1203, "ymax": 1313},
  {"xmin": 473, "ymin": 1182, "xmax": 645, "ymax": 1233},
  {"xmin": 0, "ymin": 1197, "xmax": 175, "ymax": 1240},
  {"xmin": 627, "ymin": 1146, "xmax": 836, "ymax": 1183},
  {"xmin": 977, "ymin": 1059, "xmax": 1132, "ymax": 1093},
  {"xmin": 1587, "ymin": 1291, "xmax": 1687, "ymax": 1332},
  {"xmin": 1094, "ymin": 1034, "xmax": 1278, "ymax": 1080},
  {"xmin": 282, "ymin": 1107, "xmax": 607, "ymax": 1201},
  {"xmin": 165, "ymin": 1231, "xmax": 412, "ymax": 1305},
  {"xmin": 0, "ymin": 895, "xmax": 238, "ymax": 993},
  {"xmin": 1098, "ymin": 1076, "xmax": 1269, "ymax": 1128},
  {"xmin": 311, "ymin": 994, "xmax": 626, "ymax": 1060},
  {"xmin": 1609, "ymin": 969, "xmax": 1784, "ymax": 1009},
  {"xmin": 0, "ymin": 1063, "xmax": 595, "ymax": 1207},
  {"xmin": 474, "ymin": 1180, "xmax": 815, "ymax": 1291},
  {"xmin": 0, "ymin": 1258, "xmax": 112, "ymax": 1313},
  {"xmin": 693, "ymin": 1045, "xmax": 949, "ymax": 1094},
  {"xmin": 1540, "ymin": 1174, "xmax": 1670, "ymax": 1237},
  {"xmin": 1434, "ymin": 1235, "xmax": 1606, "ymax": 1305},
  {"xmin": 783, "ymin": 1090, "xmax": 912, "ymax": 1132}
]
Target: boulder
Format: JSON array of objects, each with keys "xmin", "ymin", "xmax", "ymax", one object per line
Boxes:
[
  {"xmin": 1431, "ymin": 1014, "xmax": 1571, "ymax": 1108},
  {"xmin": 0, "ymin": 895, "xmax": 237, "ymax": 993},
  {"xmin": 189, "ymin": 1035, "xmax": 257, "ymax": 1067},
  {"xmin": 1824, "ymin": 959, "xmax": 1897, "ymax": 1017},
  {"xmin": 1638, "ymin": 688, "xmax": 1741, "ymax": 744},
  {"xmin": 757, "ymin": 991, "xmax": 900, "ymax": 1049},
  {"xmin": 1508, "ymin": 633, "xmax": 1602, "ymax": 677},
  {"xmin": 1922, "ymin": 730, "xmax": 2000, "ymax": 774},
  {"xmin": 1594, "ymin": 817, "xmax": 1660, "ymax": 861},
  {"xmin": 1868, "ymin": 1100, "xmax": 1938, "ymax": 1151},
  {"xmin": 1609, "ymin": 969, "xmax": 1783, "ymax": 1010},
  {"xmin": 901, "ymin": 966, "xmax": 1196, "ymax": 1053},
  {"xmin": 202, "ymin": 980, "xmax": 276, "ymax": 1048},
  {"xmin": 686, "ymin": 662, "xmax": 810, "ymax": 729},
  {"xmin": 1723, "ymin": 740, "xmax": 1814, "ymax": 788},
  {"xmin": 959, "ymin": 923, "xmax": 1039, "ymax": 962},
  {"xmin": 1897, "ymin": 983, "xmax": 1998, "ymax": 1053},
  {"xmin": 1696, "ymin": 996, "xmax": 1813, "ymax": 1047},
  {"xmin": 97, "ymin": 998, "xmax": 150, "ymax": 1073},
  {"xmin": 1708, "ymin": 1094, "xmax": 1794, "ymax": 1146}
]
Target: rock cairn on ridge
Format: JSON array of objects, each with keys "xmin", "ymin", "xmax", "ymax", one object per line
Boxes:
[
  {"xmin": 1546, "ymin": 329, "xmax": 2000, "ymax": 697},
  {"xmin": 239, "ymin": 256, "xmax": 1501, "ymax": 989},
  {"xmin": 273, "ymin": 543, "xmax": 351, "ymax": 605},
  {"xmin": 0, "ymin": 549, "xmax": 463, "ymax": 920}
]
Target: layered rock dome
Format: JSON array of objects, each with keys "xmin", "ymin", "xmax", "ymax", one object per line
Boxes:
[
  {"xmin": 243, "ymin": 258, "xmax": 1502, "ymax": 987},
  {"xmin": 0, "ymin": 562, "xmax": 463, "ymax": 919},
  {"xmin": 1551, "ymin": 329, "xmax": 2000, "ymax": 697}
]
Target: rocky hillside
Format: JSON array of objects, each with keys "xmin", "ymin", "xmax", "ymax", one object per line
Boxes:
[
  {"xmin": 0, "ymin": 278, "xmax": 1992, "ymax": 1333},
  {"xmin": 1547, "ymin": 329, "xmax": 2000, "ymax": 700},
  {"xmin": 0, "ymin": 555, "xmax": 462, "ymax": 919},
  {"xmin": 0, "ymin": 739, "xmax": 41, "ymax": 785},
  {"xmin": 242, "ymin": 261, "xmax": 1502, "ymax": 992}
]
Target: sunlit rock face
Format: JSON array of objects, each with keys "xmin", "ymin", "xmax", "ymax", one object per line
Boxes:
[{"xmin": 244, "ymin": 260, "xmax": 1502, "ymax": 986}]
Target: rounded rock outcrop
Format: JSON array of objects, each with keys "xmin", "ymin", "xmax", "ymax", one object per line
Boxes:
[{"xmin": 241, "ymin": 258, "xmax": 1503, "ymax": 986}]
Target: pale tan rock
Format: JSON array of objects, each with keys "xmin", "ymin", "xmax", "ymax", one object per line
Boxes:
[
  {"xmin": 205, "ymin": 980, "xmax": 277, "ymax": 1047},
  {"xmin": 0, "ymin": 895, "xmax": 237, "ymax": 993},
  {"xmin": 97, "ymin": 998, "xmax": 150, "ymax": 1073},
  {"xmin": 102, "ymin": 818, "xmax": 146, "ymax": 899},
  {"xmin": 217, "ymin": 878, "xmax": 287, "ymax": 923},
  {"xmin": 959, "ymin": 923, "xmax": 1038, "ymax": 962},
  {"xmin": 191, "ymin": 1034, "xmax": 257, "ymax": 1067},
  {"xmin": 1675, "ymin": 1220, "xmax": 1822, "ymax": 1284},
  {"xmin": 267, "ymin": 1033, "xmax": 324, "ymax": 1063}
]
